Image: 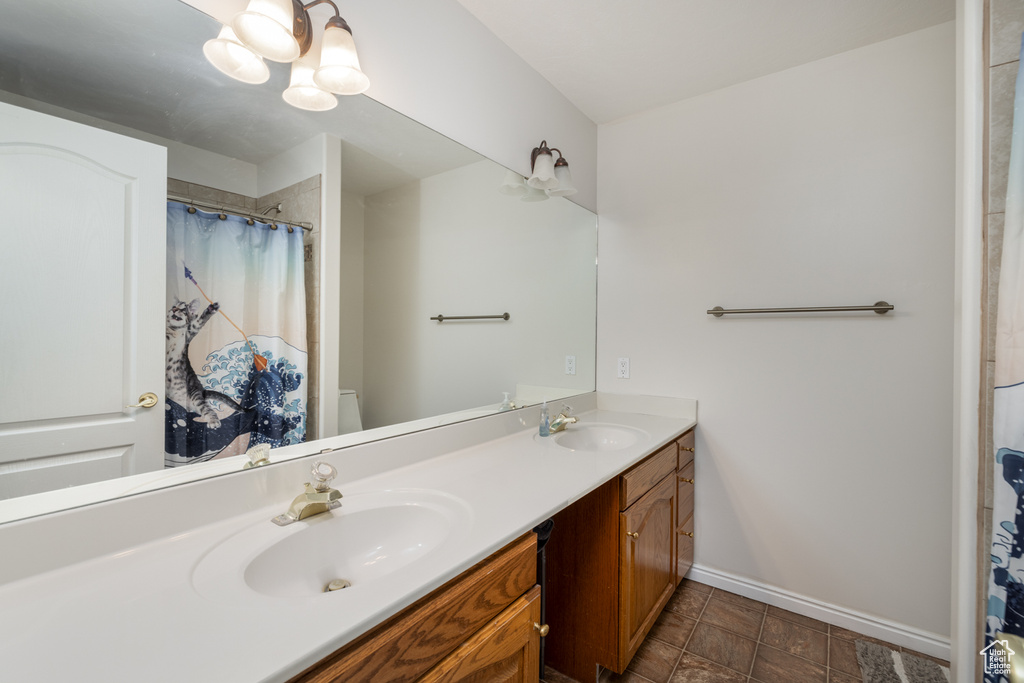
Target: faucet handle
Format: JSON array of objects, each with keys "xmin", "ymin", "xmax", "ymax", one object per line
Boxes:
[
  {"xmin": 561, "ymin": 403, "xmax": 574, "ymax": 416},
  {"xmin": 310, "ymin": 461, "xmax": 337, "ymax": 492}
]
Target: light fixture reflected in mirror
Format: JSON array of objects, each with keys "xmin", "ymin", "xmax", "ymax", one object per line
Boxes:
[
  {"xmin": 204, "ymin": 0, "xmax": 369, "ymax": 111},
  {"xmin": 283, "ymin": 52, "xmax": 338, "ymax": 111},
  {"xmin": 520, "ymin": 185, "xmax": 549, "ymax": 202},
  {"xmin": 498, "ymin": 169, "xmax": 528, "ymax": 197}
]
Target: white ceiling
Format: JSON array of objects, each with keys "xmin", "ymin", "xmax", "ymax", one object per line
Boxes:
[
  {"xmin": 453, "ymin": 0, "xmax": 956, "ymax": 124},
  {"xmin": 0, "ymin": 0, "xmax": 481, "ymax": 196}
]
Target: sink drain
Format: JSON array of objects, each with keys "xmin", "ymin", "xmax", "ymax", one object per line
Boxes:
[{"xmin": 325, "ymin": 579, "xmax": 352, "ymax": 592}]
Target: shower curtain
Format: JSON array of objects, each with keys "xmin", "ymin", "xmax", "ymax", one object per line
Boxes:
[
  {"xmin": 164, "ymin": 201, "xmax": 307, "ymax": 466},
  {"xmin": 988, "ymin": 35, "xmax": 1024, "ymax": 680}
]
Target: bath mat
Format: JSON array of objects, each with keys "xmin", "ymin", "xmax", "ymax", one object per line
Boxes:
[{"xmin": 854, "ymin": 640, "xmax": 949, "ymax": 683}]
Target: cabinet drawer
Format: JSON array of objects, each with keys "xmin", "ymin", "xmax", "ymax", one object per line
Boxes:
[
  {"xmin": 677, "ymin": 513, "xmax": 694, "ymax": 581},
  {"xmin": 419, "ymin": 585, "xmax": 541, "ymax": 683},
  {"xmin": 677, "ymin": 429, "xmax": 695, "ymax": 468},
  {"xmin": 677, "ymin": 460, "xmax": 694, "ymax": 529},
  {"xmin": 289, "ymin": 533, "xmax": 537, "ymax": 683},
  {"xmin": 620, "ymin": 442, "xmax": 678, "ymax": 510}
]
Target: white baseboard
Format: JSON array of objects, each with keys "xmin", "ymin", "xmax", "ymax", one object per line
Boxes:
[{"xmin": 687, "ymin": 564, "xmax": 951, "ymax": 661}]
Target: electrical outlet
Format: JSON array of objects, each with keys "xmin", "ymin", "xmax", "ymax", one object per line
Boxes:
[
  {"xmin": 565, "ymin": 355, "xmax": 576, "ymax": 375},
  {"xmin": 617, "ymin": 357, "xmax": 630, "ymax": 379}
]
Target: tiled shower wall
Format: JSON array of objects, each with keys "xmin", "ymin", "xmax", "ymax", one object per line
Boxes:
[
  {"xmin": 166, "ymin": 175, "xmax": 322, "ymax": 442},
  {"xmin": 979, "ymin": 0, "xmax": 1024, "ymax": 672}
]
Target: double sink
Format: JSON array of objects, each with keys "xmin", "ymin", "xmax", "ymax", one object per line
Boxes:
[{"xmin": 191, "ymin": 422, "xmax": 649, "ymax": 602}]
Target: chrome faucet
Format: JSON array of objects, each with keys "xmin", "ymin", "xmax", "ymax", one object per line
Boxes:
[
  {"xmin": 549, "ymin": 405, "xmax": 578, "ymax": 433},
  {"xmin": 272, "ymin": 461, "xmax": 343, "ymax": 526}
]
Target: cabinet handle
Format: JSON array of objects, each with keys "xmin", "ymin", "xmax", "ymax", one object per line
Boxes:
[
  {"xmin": 627, "ymin": 531, "xmax": 639, "ymax": 539},
  {"xmin": 534, "ymin": 623, "xmax": 550, "ymax": 637},
  {"xmin": 681, "ymin": 531, "xmax": 694, "ymax": 538},
  {"xmin": 678, "ymin": 477, "xmax": 694, "ymax": 484},
  {"xmin": 681, "ymin": 446, "xmax": 694, "ymax": 452}
]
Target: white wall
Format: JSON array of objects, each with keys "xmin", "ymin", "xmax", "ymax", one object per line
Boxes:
[
  {"xmin": 362, "ymin": 159, "xmax": 597, "ymax": 429},
  {"xmin": 256, "ymin": 134, "xmax": 329, "ymax": 198},
  {"xmin": 345, "ymin": 0, "xmax": 598, "ymax": 212},
  {"xmin": 598, "ymin": 23, "xmax": 955, "ymax": 642},
  {"xmin": 338, "ymin": 190, "xmax": 366, "ymax": 404},
  {"xmin": 0, "ymin": 90, "xmax": 258, "ymax": 195},
  {"xmin": 186, "ymin": 0, "xmax": 597, "ymax": 209}
]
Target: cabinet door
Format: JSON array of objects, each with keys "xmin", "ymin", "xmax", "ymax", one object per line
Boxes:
[
  {"xmin": 419, "ymin": 585, "xmax": 542, "ymax": 683},
  {"xmin": 619, "ymin": 473, "xmax": 676, "ymax": 664}
]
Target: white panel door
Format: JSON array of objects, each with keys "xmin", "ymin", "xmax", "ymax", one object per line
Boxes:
[{"xmin": 0, "ymin": 101, "xmax": 166, "ymax": 498}]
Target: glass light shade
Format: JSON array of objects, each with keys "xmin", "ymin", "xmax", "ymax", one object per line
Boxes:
[
  {"xmin": 498, "ymin": 169, "xmax": 527, "ymax": 197},
  {"xmin": 527, "ymin": 152, "xmax": 558, "ymax": 190},
  {"xmin": 283, "ymin": 59, "xmax": 337, "ymax": 111},
  {"xmin": 203, "ymin": 25, "xmax": 270, "ymax": 84},
  {"xmin": 314, "ymin": 24, "xmax": 370, "ymax": 95},
  {"xmin": 520, "ymin": 185, "xmax": 549, "ymax": 202},
  {"xmin": 233, "ymin": 0, "xmax": 300, "ymax": 63},
  {"xmin": 546, "ymin": 164, "xmax": 578, "ymax": 197}
]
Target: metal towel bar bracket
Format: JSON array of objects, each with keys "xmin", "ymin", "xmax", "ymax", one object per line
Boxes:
[
  {"xmin": 708, "ymin": 301, "xmax": 893, "ymax": 317},
  {"xmin": 431, "ymin": 313, "xmax": 511, "ymax": 322}
]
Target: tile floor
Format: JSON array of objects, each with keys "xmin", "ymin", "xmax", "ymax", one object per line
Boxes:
[{"xmin": 542, "ymin": 579, "xmax": 950, "ymax": 683}]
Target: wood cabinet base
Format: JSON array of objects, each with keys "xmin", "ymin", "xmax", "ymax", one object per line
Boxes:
[{"xmin": 288, "ymin": 533, "xmax": 538, "ymax": 683}]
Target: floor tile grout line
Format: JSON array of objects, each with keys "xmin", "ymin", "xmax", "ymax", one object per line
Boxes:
[{"xmin": 748, "ymin": 610, "xmax": 767, "ymax": 677}]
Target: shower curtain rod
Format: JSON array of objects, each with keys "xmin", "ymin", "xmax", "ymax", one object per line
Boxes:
[{"xmin": 167, "ymin": 194, "xmax": 313, "ymax": 232}]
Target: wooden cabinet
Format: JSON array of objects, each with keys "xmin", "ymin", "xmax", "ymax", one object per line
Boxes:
[
  {"xmin": 546, "ymin": 428, "xmax": 696, "ymax": 682},
  {"xmin": 619, "ymin": 473, "xmax": 676, "ymax": 662},
  {"xmin": 420, "ymin": 586, "xmax": 541, "ymax": 683},
  {"xmin": 676, "ymin": 429, "xmax": 695, "ymax": 584},
  {"xmin": 288, "ymin": 533, "xmax": 541, "ymax": 683}
]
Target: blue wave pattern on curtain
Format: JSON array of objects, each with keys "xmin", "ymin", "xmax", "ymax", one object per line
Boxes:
[
  {"xmin": 988, "ymin": 34, "xmax": 1024, "ymax": 681},
  {"xmin": 165, "ymin": 201, "xmax": 307, "ymax": 466}
]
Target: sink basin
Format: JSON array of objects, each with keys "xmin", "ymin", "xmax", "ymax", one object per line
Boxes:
[
  {"xmin": 192, "ymin": 489, "xmax": 472, "ymax": 601},
  {"xmin": 550, "ymin": 424, "xmax": 648, "ymax": 452}
]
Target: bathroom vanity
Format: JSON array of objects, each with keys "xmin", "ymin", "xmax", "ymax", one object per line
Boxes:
[
  {"xmin": 545, "ymin": 429, "xmax": 696, "ymax": 681},
  {"xmin": 0, "ymin": 393, "xmax": 695, "ymax": 682}
]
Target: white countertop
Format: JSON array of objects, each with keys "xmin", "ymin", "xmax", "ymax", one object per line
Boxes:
[{"xmin": 0, "ymin": 399, "xmax": 694, "ymax": 682}]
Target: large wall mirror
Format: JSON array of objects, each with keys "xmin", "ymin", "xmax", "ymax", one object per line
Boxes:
[{"xmin": 0, "ymin": 0, "xmax": 597, "ymax": 521}]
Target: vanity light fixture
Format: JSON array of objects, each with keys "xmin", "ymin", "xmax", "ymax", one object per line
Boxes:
[
  {"xmin": 204, "ymin": 0, "xmax": 370, "ymax": 112},
  {"xmin": 511, "ymin": 140, "xmax": 577, "ymax": 200}
]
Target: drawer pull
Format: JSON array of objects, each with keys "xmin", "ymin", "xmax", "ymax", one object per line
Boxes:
[
  {"xmin": 681, "ymin": 531, "xmax": 694, "ymax": 538},
  {"xmin": 681, "ymin": 446, "xmax": 694, "ymax": 452},
  {"xmin": 678, "ymin": 477, "xmax": 694, "ymax": 484},
  {"xmin": 534, "ymin": 622, "xmax": 550, "ymax": 637},
  {"xmin": 627, "ymin": 531, "xmax": 639, "ymax": 540}
]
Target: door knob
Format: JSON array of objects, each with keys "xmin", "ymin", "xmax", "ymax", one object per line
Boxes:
[
  {"xmin": 126, "ymin": 392, "xmax": 159, "ymax": 409},
  {"xmin": 533, "ymin": 622, "xmax": 550, "ymax": 637},
  {"xmin": 627, "ymin": 531, "xmax": 639, "ymax": 539}
]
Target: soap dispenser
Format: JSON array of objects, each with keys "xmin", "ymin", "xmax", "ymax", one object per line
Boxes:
[
  {"xmin": 500, "ymin": 392, "xmax": 515, "ymax": 411},
  {"xmin": 539, "ymin": 400, "xmax": 550, "ymax": 437}
]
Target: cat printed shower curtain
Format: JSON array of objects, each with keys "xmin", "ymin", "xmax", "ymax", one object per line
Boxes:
[
  {"xmin": 164, "ymin": 201, "xmax": 307, "ymax": 466},
  {"xmin": 988, "ymin": 35, "xmax": 1024, "ymax": 680}
]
